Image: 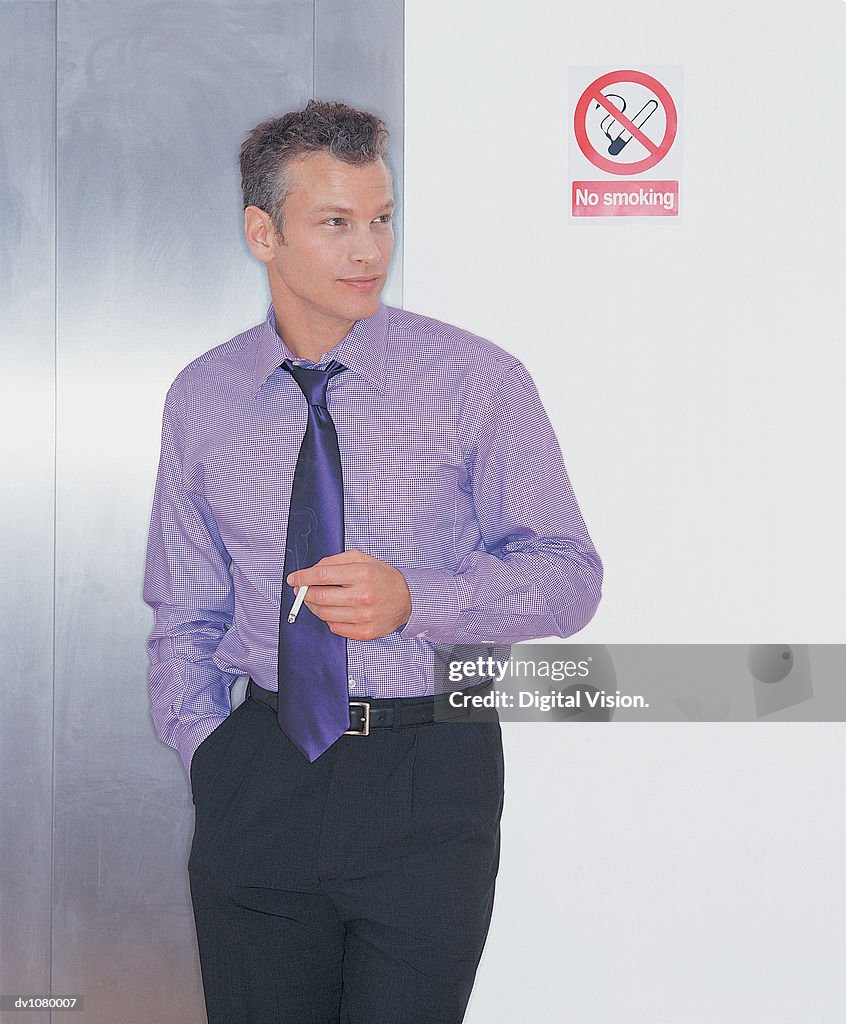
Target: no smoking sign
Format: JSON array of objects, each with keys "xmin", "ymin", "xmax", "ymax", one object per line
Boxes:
[{"xmin": 569, "ymin": 66, "xmax": 682, "ymax": 218}]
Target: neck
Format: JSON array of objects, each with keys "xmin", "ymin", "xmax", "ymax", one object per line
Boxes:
[{"xmin": 269, "ymin": 290, "xmax": 356, "ymax": 363}]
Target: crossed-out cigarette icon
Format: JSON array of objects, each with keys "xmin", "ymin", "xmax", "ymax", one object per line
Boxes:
[{"xmin": 596, "ymin": 92, "xmax": 659, "ymax": 156}]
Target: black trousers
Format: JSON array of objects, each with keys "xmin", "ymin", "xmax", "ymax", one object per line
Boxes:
[{"xmin": 187, "ymin": 684, "xmax": 505, "ymax": 1023}]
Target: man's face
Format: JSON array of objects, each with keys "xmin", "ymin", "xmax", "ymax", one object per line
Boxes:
[{"xmin": 260, "ymin": 151, "xmax": 394, "ymax": 330}]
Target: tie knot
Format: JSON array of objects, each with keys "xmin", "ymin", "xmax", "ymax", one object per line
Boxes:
[{"xmin": 283, "ymin": 359, "xmax": 345, "ymax": 407}]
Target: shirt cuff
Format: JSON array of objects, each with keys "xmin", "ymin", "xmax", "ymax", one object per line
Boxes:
[
  {"xmin": 398, "ymin": 567, "xmax": 467, "ymax": 644},
  {"xmin": 179, "ymin": 714, "xmax": 229, "ymax": 779}
]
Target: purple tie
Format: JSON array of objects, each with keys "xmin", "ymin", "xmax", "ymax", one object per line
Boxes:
[{"xmin": 277, "ymin": 359, "xmax": 349, "ymax": 761}]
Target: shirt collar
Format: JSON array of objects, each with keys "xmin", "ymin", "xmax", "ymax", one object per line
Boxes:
[{"xmin": 251, "ymin": 299, "xmax": 389, "ymax": 396}]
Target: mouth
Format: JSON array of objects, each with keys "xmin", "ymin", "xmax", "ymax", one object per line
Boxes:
[{"xmin": 339, "ymin": 276, "xmax": 382, "ymax": 291}]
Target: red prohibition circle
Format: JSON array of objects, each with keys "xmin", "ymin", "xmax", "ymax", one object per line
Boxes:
[{"xmin": 574, "ymin": 69, "xmax": 677, "ymax": 176}]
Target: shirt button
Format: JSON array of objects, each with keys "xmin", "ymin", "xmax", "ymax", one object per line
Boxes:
[
  {"xmin": 416, "ymin": 631, "xmax": 428, "ymax": 639},
  {"xmin": 348, "ymin": 677, "xmax": 356, "ymax": 691}
]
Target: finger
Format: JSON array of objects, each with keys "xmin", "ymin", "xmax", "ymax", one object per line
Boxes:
[
  {"xmin": 293, "ymin": 551, "xmax": 371, "ymax": 581},
  {"xmin": 287, "ymin": 561, "xmax": 368, "ymax": 588},
  {"xmin": 317, "ymin": 549, "xmax": 372, "ymax": 563},
  {"xmin": 326, "ymin": 620, "xmax": 381, "ymax": 641},
  {"xmin": 302, "ymin": 584, "xmax": 375, "ymax": 608},
  {"xmin": 306, "ymin": 601, "xmax": 373, "ymax": 625}
]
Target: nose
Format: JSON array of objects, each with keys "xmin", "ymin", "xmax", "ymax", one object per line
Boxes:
[{"xmin": 349, "ymin": 224, "xmax": 386, "ymax": 264}]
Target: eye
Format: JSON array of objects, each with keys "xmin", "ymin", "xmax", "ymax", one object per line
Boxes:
[{"xmin": 325, "ymin": 214, "xmax": 393, "ymax": 226}]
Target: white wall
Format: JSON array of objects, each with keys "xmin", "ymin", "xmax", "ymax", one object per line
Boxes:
[
  {"xmin": 405, "ymin": 3, "xmax": 846, "ymax": 1021},
  {"xmin": 404, "ymin": 0, "xmax": 844, "ymax": 644}
]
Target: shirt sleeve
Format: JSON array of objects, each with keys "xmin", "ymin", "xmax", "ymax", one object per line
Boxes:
[
  {"xmin": 398, "ymin": 359, "xmax": 603, "ymax": 645},
  {"xmin": 143, "ymin": 377, "xmax": 237, "ymax": 778}
]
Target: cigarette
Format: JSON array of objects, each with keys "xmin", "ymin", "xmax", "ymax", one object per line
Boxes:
[{"xmin": 287, "ymin": 585, "xmax": 309, "ymax": 624}]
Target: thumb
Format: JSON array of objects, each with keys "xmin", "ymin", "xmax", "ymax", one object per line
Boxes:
[{"xmin": 314, "ymin": 549, "xmax": 372, "ymax": 565}]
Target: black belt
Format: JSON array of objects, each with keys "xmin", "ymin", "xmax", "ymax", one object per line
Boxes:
[{"xmin": 246, "ymin": 677, "xmax": 495, "ymax": 735}]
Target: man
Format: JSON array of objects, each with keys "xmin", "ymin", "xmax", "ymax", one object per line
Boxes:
[{"xmin": 144, "ymin": 99, "xmax": 602, "ymax": 1023}]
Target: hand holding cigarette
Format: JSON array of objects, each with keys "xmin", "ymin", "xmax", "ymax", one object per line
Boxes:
[{"xmin": 285, "ymin": 550, "xmax": 412, "ymax": 641}]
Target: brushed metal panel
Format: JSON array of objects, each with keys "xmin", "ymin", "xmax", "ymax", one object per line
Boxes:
[
  {"xmin": 0, "ymin": 5, "xmax": 55, "ymax": 1023},
  {"xmin": 54, "ymin": 3, "xmax": 314, "ymax": 1021},
  {"xmin": 315, "ymin": 0, "xmax": 404, "ymax": 307}
]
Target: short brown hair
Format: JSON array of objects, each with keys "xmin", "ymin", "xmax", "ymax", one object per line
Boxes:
[{"xmin": 239, "ymin": 99, "xmax": 391, "ymax": 239}]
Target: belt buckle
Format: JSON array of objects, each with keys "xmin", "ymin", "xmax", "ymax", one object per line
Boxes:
[{"xmin": 345, "ymin": 701, "xmax": 371, "ymax": 736}]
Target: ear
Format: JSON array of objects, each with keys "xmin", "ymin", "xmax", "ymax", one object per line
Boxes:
[{"xmin": 244, "ymin": 206, "xmax": 277, "ymax": 264}]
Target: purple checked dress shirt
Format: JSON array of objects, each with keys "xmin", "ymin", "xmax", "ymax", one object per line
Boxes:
[{"xmin": 143, "ymin": 300, "xmax": 603, "ymax": 775}]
